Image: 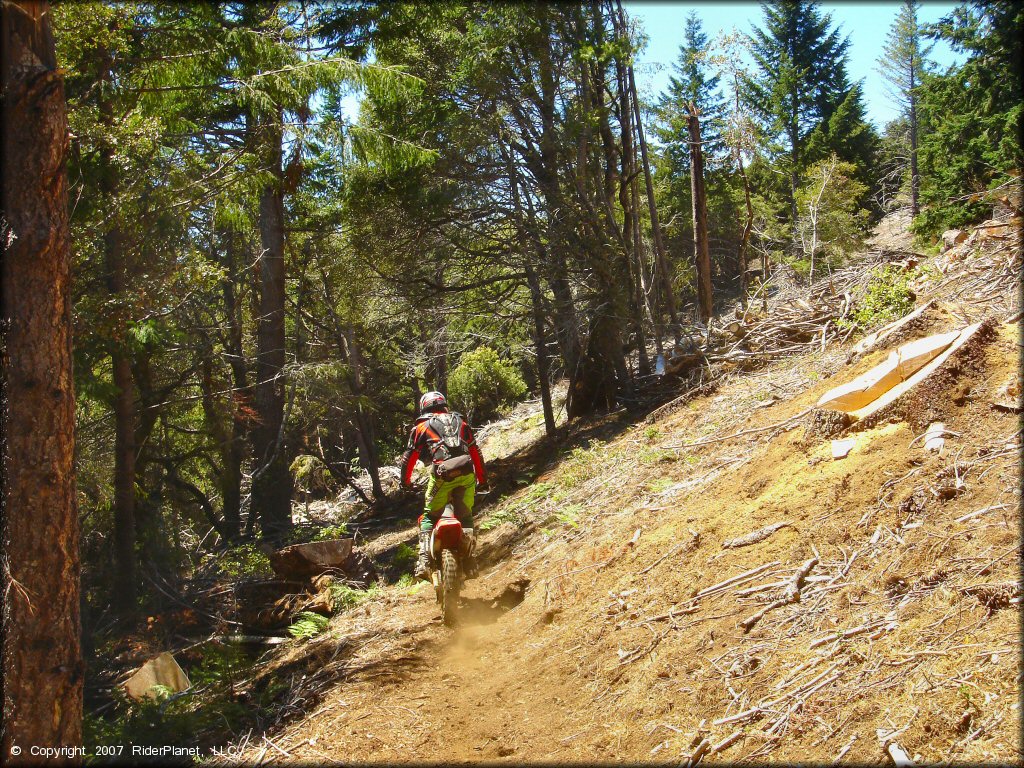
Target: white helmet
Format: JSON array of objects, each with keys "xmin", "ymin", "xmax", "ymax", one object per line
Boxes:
[{"xmin": 419, "ymin": 391, "xmax": 447, "ymax": 413}]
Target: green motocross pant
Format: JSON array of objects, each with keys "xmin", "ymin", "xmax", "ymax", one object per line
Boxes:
[{"xmin": 418, "ymin": 471, "xmax": 476, "ymax": 532}]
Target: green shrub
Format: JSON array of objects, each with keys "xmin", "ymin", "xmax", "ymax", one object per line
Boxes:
[
  {"xmin": 447, "ymin": 346, "xmax": 527, "ymax": 421},
  {"xmin": 313, "ymin": 523, "xmax": 349, "ymax": 541},
  {"xmin": 841, "ymin": 264, "xmax": 916, "ymax": 330},
  {"xmin": 287, "ymin": 611, "xmax": 330, "ymax": 639},
  {"xmin": 217, "ymin": 544, "xmax": 273, "ymax": 579},
  {"xmin": 392, "ymin": 542, "xmax": 417, "ymax": 569}
]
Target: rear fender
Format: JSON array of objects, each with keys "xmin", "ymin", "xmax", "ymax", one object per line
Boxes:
[{"xmin": 431, "ymin": 516, "xmax": 463, "ymax": 555}]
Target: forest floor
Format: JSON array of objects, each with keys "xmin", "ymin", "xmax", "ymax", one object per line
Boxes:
[{"xmin": 210, "ymin": 212, "xmax": 1021, "ymax": 765}]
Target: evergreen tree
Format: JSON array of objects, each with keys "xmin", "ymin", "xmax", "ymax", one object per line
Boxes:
[
  {"xmin": 744, "ymin": 1, "xmax": 875, "ymax": 226},
  {"xmin": 656, "ymin": 11, "xmax": 727, "ymax": 176},
  {"xmin": 914, "ymin": 0, "xmax": 1023, "ymax": 234},
  {"xmin": 878, "ymin": 0, "xmax": 933, "ymax": 215}
]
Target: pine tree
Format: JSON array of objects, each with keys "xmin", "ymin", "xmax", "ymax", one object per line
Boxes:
[
  {"xmin": 657, "ymin": 11, "xmax": 727, "ymax": 178},
  {"xmin": 744, "ymin": 1, "xmax": 874, "ymax": 226},
  {"xmin": 914, "ymin": 0, "xmax": 1023, "ymax": 234},
  {"xmin": 878, "ymin": 0, "xmax": 933, "ymax": 215},
  {"xmin": 2, "ymin": 0, "xmax": 82, "ymax": 752}
]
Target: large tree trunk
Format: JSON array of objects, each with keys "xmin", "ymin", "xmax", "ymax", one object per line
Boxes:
[
  {"xmin": 252, "ymin": 108, "xmax": 293, "ymax": 541},
  {"xmin": 344, "ymin": 326, "xmax": 383, "ymax": 499},
  {"xmin": 688, "ymin": 105, "xmax": 714, "ymax": 324},
  {"xmin": 99, "ymin": 45, "xmax": 137, "ymax": 615},
  {"xmin": 612, "ymin": 23, "xmax": 650, "ymax": 376},
  {"xmin": 1, "ymin": 0, "xmax": 83, "ymax": 755}
]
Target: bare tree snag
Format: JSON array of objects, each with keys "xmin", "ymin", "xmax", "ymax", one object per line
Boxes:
[
  {"xmin": 687, "ymin": 103, "xmax": 713, "ymax": 324},
  {"xmin": 2, "ymin": 0, "xmax": 83, "ymax": 755}
]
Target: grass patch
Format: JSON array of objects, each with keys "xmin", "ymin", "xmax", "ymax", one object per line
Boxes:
[
  {"xmin": 638, "ymin": 447, "xmax": 676, "ymax": 464},
  {"xmin": 480, "ymin": 506, "xmax": 524, "ymax": 531},
  {"xmin": 647, "ymin": 477, "xmax": 677, "ymax": 493}
]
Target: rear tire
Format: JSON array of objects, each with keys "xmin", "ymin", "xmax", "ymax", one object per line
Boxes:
[{"xmin": 440, "ymin": 549, "xmax": 460, "ymax": 627}]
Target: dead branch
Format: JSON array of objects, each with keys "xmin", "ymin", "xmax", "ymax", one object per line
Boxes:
[
  {"xmin": 722, "ymin": 521, "xmax": 793, "ymax": 549},
  {"xmin": 739, "ymin": 557, "xmax": 818, "ymax": 633},
  {"xmin": 691, "ymin": 561, "xmax": 781, "ymax": 601}
]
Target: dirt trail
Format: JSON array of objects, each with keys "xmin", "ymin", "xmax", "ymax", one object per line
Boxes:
[{"xmin": 222, "ymin": 222, "xmax": 1021, "ymax": 764}]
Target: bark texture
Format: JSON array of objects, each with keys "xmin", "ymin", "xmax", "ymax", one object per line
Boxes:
[{"xmin": 1, "ymin": 0, "xmax": 83, "ymax": 756}]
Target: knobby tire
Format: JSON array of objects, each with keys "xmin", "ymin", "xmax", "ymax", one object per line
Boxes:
[{"xmin": 441, "ymin": 549, "xmax": 459, "ymax": 627}]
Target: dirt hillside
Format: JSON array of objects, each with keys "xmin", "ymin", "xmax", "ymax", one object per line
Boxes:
[{"xmin": 216, "ymin": 217, "xmax": 1021, "ymax": 765}]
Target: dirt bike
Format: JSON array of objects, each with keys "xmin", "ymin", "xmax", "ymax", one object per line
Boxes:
[{"xmin": 427, "ymin": 503, "xmax": 476, "ymax": 626}]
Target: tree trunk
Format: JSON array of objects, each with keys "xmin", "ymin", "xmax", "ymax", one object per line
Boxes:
[
  {"xmin": 344, "ymin": 326, "xmax": 383, "ymax": 499},
  {"xmin": 612, "ymin": 21, "xmax": 650, "ymax": 376},
  {"xmin": 1, "ymin": 0, "xmax": 83, "ymax": 754},
  {"xmin": 252, "ymin": 108, "xmax": 293, "ymax": 541},
  {"xmin": 220, "ymin": 229, "xmax": 248, "ymax": 541},
  {"xmin": 626, "ymin": 40, "xmax": 680, "ymax": 344},
  {"xmin": 909, "ymin": 65, "xmax": 919, "ymax": 216},
  {"xmin": 688, "ymin": 105, "xmax": 714, "ymax": 323},
  {"xmin": 733, "ymin": 79, "xmax": 754, "ymax": 307},
  {"xmin": 98, "ymin": 44, "xmax": 137, "ymax": 615}
]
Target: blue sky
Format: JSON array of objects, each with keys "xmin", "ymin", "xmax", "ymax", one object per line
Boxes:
[{"xmin": 625, "ymin": 1, "xmax": 964, "ymax": 129}]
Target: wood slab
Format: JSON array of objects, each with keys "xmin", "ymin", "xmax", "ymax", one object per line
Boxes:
[
  {"xmin": 818, "ymin": 329, "xmax": 960, "ymax": 412},
  {"xmin": 124, "ymin": 652, "xmax": 190, "ymax": 701},
  {"xmin": 849, "ymin": 323, "xmax": 983, "ymax": 421}
]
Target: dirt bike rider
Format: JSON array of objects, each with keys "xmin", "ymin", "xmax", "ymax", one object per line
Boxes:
[{"xmin": 400, "ymin": 391, "xmax": 487, "ymax": 581}]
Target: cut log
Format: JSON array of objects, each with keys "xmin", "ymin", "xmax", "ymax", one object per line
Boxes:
[
  {"xmin": 818, "ymin": 329, "xmax": 960, "ymax": 412},
  {"xmin": 831, "ymin": 439, "xmax": 856, "ymax": 459},
  {"xmin": 269, "ymin": 538, "xmax": 354, "ymax": 579},
  {"xmin": 123, "ymin": 652, "xmax": 190, "ymax": 701},
  {"xmin": 853, "ymin": 300, "xmax": 934, "ymax": 356}
]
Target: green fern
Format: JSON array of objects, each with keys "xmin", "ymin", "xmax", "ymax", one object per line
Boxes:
[{"xmin": 287, "ymin": 611, "xmax": 330, "ymax": 639}]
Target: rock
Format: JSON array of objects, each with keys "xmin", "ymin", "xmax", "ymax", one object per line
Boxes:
[
  {"xmin": 123, "ymin": 652, "xmax": 190, "ymax": 701},
  {"xmin": 831, "ymin": 439, "xmax": 856, "ymax": 459},
  {"xmin": 923, "ymin": 422, "xmax": 946, "ymax": 453},
  {"xmin": 941, "ymin": 229, "xmax": 967, "ymax": 251}
]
